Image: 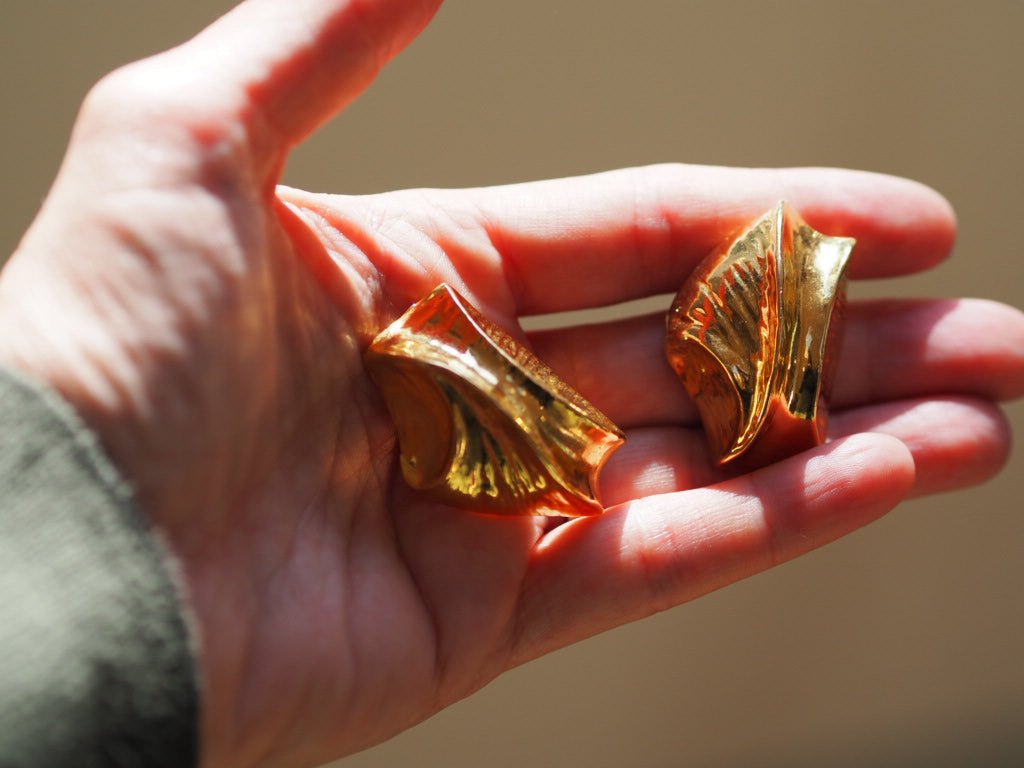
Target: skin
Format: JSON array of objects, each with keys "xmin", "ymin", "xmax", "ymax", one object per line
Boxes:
[{"xmin": 0, "ymin": 1, "xmax": 1022, "ymax": 767}]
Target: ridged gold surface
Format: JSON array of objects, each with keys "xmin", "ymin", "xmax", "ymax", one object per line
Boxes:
[
  {"xmin": 665, "ymin": 202, "xmax": 854, "ymax": 467},
  {"xmin": 366, "ymin": 284, "xmax": 625, "ymax": 516}
]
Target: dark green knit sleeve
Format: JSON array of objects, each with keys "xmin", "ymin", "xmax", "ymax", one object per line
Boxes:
[{"xmin": 0, "ymin": 367, "xmax": 198, "ymax": 768}]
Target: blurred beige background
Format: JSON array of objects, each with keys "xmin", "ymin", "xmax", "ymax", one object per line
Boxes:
[{"xmin": 3, "ymin": 1, "xmax": 1022, "ymax": 766}]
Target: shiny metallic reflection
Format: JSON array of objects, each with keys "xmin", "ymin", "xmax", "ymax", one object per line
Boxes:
[
  {"xmin": 366, "ymin": 284, "xmax": 625, "ymax": 516},
  {"xmin": 665, "ymin": 202, "xmax": 854, "ymax": 467}
]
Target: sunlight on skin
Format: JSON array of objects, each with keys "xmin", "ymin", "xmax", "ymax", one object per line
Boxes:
[{"xmin": 0, "ymin": 1, "xmax": 1021, "ymax": 767}]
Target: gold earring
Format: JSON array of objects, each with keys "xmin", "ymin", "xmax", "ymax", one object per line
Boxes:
[
  {"xmin": 665, "ymin": 202, "xmax": 854, "ymax": 468},
  {"xmin": 366, "ymin": 284, "xmax": 625, "ymax": 516}
]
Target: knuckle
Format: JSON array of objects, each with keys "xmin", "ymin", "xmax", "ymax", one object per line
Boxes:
[
  {"xmin": 76, "ymin": 57, "xmax": 258, "ymax": 181},
  {"xmin": 80, "ymin": 61, "xmax": 163, "ymax": 129}
]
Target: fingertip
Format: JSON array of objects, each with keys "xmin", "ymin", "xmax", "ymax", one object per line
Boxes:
[
  {"xmin": 903, "ymin": 397, "xmax": 1013, "ymax": 496},
  {"xmin": 969, "ymin": 400, "xmax": 1013, "ymax": 487},
  {"xmin": 833, "ymin": 397, "xmax": 1013, "ymax": 498},
  {"xmin": 857, "ymin": 174, "xmax": 958, "ymax": 278},
  {"xmin": 749, "ymin": 432, "xmax": 916, "ymax": 542},
  {"xmin": 819, "ymin": 432, "xmax": 915, "ymax": 500},
  {"xmin": 931, "ymin": 298, "xmax": 1024, "ymax": 401},
  {"xmin": 828, "ymin": 431, "xmax": 917, "ymax": 497},
  {"xmin": 890, "ymin": 176, "xmax": 957, "ymax": 272},
  {"xmin": 778, "ymin": 168, "xmax": 958, "ymax": 279},
  {"xmin": 969, "ymin": 300, "xmax": 1024, "ymax": 401}
]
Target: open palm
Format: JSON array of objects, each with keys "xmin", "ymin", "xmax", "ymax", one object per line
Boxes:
[{"xmin": 1, "ymin": 2, "xmax": 1021, "ymax": 768}]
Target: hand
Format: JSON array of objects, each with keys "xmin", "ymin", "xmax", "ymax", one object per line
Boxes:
[{"xmin": 1, "ymin": 1, "xmax": 1021, "ymax": 767}]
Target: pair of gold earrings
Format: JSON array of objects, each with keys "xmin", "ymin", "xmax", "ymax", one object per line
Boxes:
[{"xmin": 366, "ymin": 202, "xmax": 854, "ymax": 517}]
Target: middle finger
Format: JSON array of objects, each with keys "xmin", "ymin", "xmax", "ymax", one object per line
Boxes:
[{"xmin": 528, "ymin": 298, "xmax": 1024, "ymax": 429}]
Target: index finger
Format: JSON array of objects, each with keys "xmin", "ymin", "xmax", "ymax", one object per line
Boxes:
[{"xmin": 432, "ymin": 164, "xmax": 957, "ymax": 315}]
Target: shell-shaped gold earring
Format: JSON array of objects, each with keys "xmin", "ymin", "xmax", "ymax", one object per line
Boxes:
[
  {"xmin": 665, "ymin": 202, "xmax": 854, "ymax": 468},
  {"xmin": 366, "ymin": 284, "xmax": 625, "ymax": 516}
]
